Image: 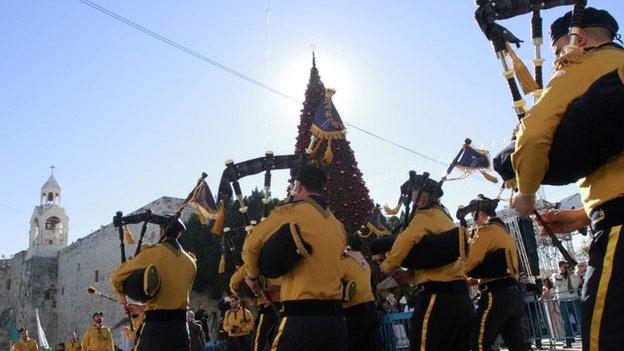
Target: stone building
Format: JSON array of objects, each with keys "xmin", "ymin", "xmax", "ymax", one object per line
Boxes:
[{"xmin": 0, "ymin": 172, "xmax": 215, "ymax": 350}]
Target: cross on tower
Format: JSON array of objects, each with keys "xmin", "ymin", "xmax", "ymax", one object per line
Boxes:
[{"xmin": 50, "ymin": 164, "xmax": 55, "ymax": 175}]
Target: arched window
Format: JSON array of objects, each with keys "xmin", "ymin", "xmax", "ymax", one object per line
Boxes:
[
  {"xmin": 45, "ymin": 216, "xmax": 62, "ymax": 231},
  {"xmin": 47, "ymin": 192, "xmax": 54, "ymax": 203}
]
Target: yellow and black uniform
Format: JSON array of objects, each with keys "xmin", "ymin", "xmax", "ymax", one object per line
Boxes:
[
  {"xmin": 223, "ymin": 306, "xmax": 254, "ymax": 351},
  {"xmin": 229, "ymin": 266, "xmax": 281, "ymax": 351},
  {"xmin": 65, "ymin": 339, "xmax": 83, "ymax": 351},
  {"xmin": 340, "ymin": 251, "xmax": 380, "ymax": 351},
  {"xmin": 111, "ymin": 238, "xmax": 197, "ymax": 351},
  {"xmin": 466, "ymin": 218, "xmax": 526, "ymax": 351},
  {"xmin": 380, "ymin": 205, "xmax": 473, "ymax": 351},
  {"xmin": 12, "ymin": 338, "xmax": 38, "ymax": 351},
  {"xmin": 82, "ymin": 326, "xmax": 114, "ymax": 351},
  {"xmin": 512, "ymin": 35, "xmax": 624, "ymax": 350},
  {"xmin": 242, "ymin": 195, "xmax": 348, "ymax": 351}
]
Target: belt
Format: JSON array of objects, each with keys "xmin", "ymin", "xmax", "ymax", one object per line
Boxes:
[
  {"xmin": 591, "ymin": 196, "xmax": 624, "ymax": 233},
  {"xmin": 281, "ymin": 300, "xmax": 343, "ymax": 316},
  {"xmin": 479, "ymin": 277, "xmax": 517, "ymax": 293},
  {"xmin": 344, "ymin": 301, "xmax": 377, "ymax": 316},
  {"xmin": 417, "ymin": 280, "xmax": 468, "ymax": 295},
  {"xmin": 258, "ymin": 303, "xmax": 280, "ymax": 315},
  {"xmin": 144, "ymin": 309, "xmax": 186, "ymax": 322}
]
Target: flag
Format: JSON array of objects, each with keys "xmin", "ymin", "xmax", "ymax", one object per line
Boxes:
[
  {"xmin": 454, "ymin": 145, "xmax": 499, "ymax": 183},
  {"xmin": 35, "ymin": 308, "xmax": 50, "ymax": 349},
  {"xmin": 363, "ymin": 205, "xmax": 389, "ymax": 237},
  {"xmin": 188, "ymin": 180, "xmax": 218, "ymax": 225},
  {"xmin": 309, "ymin": 88, "xmax": 346, "ymax": 165},
  {"xmin": 9, "ymin": 311, "xmax": 19, "ymax": 351}
]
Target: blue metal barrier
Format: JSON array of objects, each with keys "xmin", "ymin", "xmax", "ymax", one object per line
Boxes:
[
  {"xmin": 205, "ymin": 340, "xmax": 227, "ymax": 351},
  {"xmin": 379, "ymin": 312, "xmax": 411, "ymax": 351},
  {"xmin": 378, "ymin": 290, "xmax": 582, "ymax": 350},
  {"xmin": 525, "ymin": 290, "xmax": 582, "ymax": 348}
]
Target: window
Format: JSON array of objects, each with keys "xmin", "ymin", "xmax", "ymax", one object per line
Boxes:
[
  {"xmin": 48, "ymin": 240, "xmax": 53, "ymax": 245},
  {"xmin": 6, "ymin": 279, "xmax": 11, "ymax": 290},
  {"xmin": 95, "ymin": 270, "xmax": 99, "ymax": 283},
  {"xmin": 61, "ymin": 287, "xmax": 64, "ymax": 296},
  {"xmin": 44, "ymin": 291, "xmax": 51, "ymax": 300},
  {"xmin": 77, "ymin": 263, "xmax": 81, "ymax": 271}
]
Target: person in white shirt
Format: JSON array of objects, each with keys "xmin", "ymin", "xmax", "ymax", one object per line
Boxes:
[{"xmin": 551, "ymin": 261, "xmax": 581, "ymax": 348}]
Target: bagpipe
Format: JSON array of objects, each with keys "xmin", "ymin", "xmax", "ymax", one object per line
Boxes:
[
  {"xmin": 473, "ymin": 0, "xmax": 621, "ymax": 267},
  {"xmin": 383, "ymin": 138, "xmax": 493, "ymax": 229},
  {"xmin": 371, "ymin": 138, "xmax": 483, "ymax": 269},
  {"xmin": 213, "ymin": 151, "xmax": 305, "ymax": 297},
  {"xmin": 475, "ymin": 0, "xmax": 624, "ymax": 187},
  {"xmin": 110, "ymin": 174, "xmax": 208, "ymax": 304}
]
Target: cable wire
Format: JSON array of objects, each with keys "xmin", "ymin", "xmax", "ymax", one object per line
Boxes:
[{"xmin": 77, "ymin": 0, "xmax": 446, "ymax": 167}]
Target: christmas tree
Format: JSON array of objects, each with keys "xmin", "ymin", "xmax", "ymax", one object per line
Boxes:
[{"xmin": 294, "ymin": 54, "xmax": 374, "ymax": 235}]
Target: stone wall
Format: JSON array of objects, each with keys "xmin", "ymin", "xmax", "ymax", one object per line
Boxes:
[{"xmin": 0, "ymin": 252, "xmax": 58, "ymax": 350}]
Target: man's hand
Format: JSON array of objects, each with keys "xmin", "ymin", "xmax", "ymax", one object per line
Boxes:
[
  {"xmin": 467, "ymin": 278, "xmax": 479, "ymax": 287},
  {"xmin": 117, "ymin": 296, "xmax": 128, "ymax": 305},
  {"xmin": 391, "ymin": 269, "xmax": 413, "ymax": 285},
  {"xmin": 511, "ymin": 192, "xmax": 536, "ymax": 216},
  {"xmin": 263, "ymin": 285, "xmax": 281, "ymax": 302},
  {"xmin": 124, "ymin": 303, "xmax": 146, "ymax": 316},
  {"xmin": 245, "ymin": 275, "xmax": 262, "ymax": 294},
  {"xmin": 537, "ymin": 209, "xmax": 590, "ymax": 234}
]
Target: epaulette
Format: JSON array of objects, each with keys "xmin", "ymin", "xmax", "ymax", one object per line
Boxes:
[
  {"xmin": 272, "ymin": 200, "xmax": 303, "ymax": 215},
  {"xmin": 140, "ymin": 244, "xmax": 158, "ymax": 251},
  {"xmin": 482, "ymin": 218, "xmax": 510, "ymax": 233},
  {"xmin": 554, "ymin": 46, "xmax": 589, "ymax": 70}
]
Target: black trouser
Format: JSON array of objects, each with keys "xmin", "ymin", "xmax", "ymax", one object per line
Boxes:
[
  {"xmin": 270, "ymin": 300, "xmax": 348, "ymax": 351},
  {"xmin": 582, "ymin": 198, "xmax": 624, "ymax": 351},
  {"xmin": 227, "ymin": 335, "xmax": 251, "ymax": 351},
  {"xmin": 409, "ymin": 280, "xmax": 474, "ymax": 351},
  {"xmin": 136, "ymin": 310, "xmax": 190, "ymax": 351},
  {"xmin": 345, "ymin": 302, "xmax": 381, "ymax": 351},
  {"xmin": 252, "ymin": 306, "xmax": 279, "ymax": 351},
  {"xmin": 473, "ymin": 280, "xmax": 527, "ymax": 351}
]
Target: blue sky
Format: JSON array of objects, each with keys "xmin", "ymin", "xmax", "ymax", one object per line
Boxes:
[{"xmin": 1, "ymin": 1, "xmax": 622, "ymax": 256}]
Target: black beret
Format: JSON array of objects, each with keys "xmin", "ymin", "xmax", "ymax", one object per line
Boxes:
[
  {"xmin": 92, "ymin": 311, "xmax": 103, "ymax": 317},
  {"xmin": 161, "ymin": 214, "xmax": 186, "ymax": 236},
  {"xmin": 551, "ymin": 7, "xmax": 619, "ymax": 43},
  {"xmin": 412, "ymin": 173, "xmax": 444, "ymax": 199},
  {"xmin": 18, "ymin": 327, "xmax": 27, "ymax": 333},
  {"xmin": 297, "ymin": 165, "xmax": 327, "ymax": 184}
]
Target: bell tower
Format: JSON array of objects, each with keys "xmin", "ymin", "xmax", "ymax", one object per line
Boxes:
[{"xmin": 28, "ymin": 166, "xmax": 69, "ymax": 250}]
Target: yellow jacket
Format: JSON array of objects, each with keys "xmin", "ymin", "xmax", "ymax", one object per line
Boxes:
[
  {"xmin": 512, "ymin": 44, "xmax": 624, "ymax": 214},
  {"xmin": 223, "ymin": 307, "xmax": 254, "ymax": 337},
  {"xmin": 82, "ymin": 326, "xmax": 114, "ymax": 351},
  {"xmin": 242, "ymin": 197, "xmax": 347, "ymax": 301},
  {"xmin": 65, "ymin": 340, "xmax": 83, "ymax": 351},
  {"xmin": 110, "ymin": 241, "xmax": 197, "ymax": 311},
  {"xmin": 12, "ymin": 339, "xmax": 38, "ymax": 351},
  {"xmin": 466, "ymin": 219, "xmax": 519, "ymax": 284},
  {"xmin": 340, "ymin": 252, "xmax": 375, "ymax": 308},
  {"xmin": 380, "ymin": 206, "xmax": 466, "ymax": 285}
]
